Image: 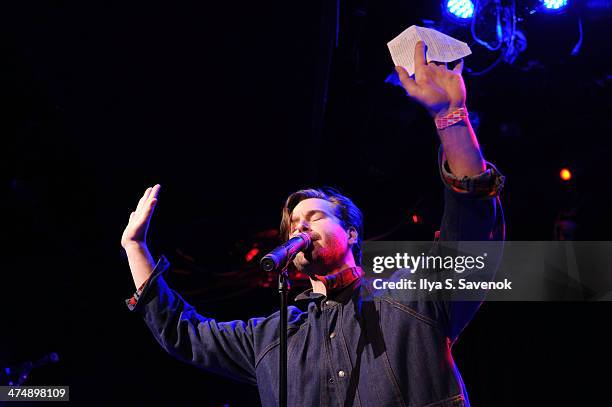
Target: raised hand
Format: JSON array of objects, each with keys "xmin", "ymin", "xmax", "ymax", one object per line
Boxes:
[
  {"xmin": 121, "ymin": 184, "xmax": 161, "ymax": 249},
  {"xmin": 395, "ymin": 41, "xmax": 466, "ymax": 119}
]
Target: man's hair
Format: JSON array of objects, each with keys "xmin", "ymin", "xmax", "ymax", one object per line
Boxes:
[{"xmin": 279, "ymin": 187, "xmax": 364, "ymax": 266}]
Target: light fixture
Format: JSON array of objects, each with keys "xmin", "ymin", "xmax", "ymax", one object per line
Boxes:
[
  {"xmin": 445, "ymin": 0, "xmax": 475, "ymax": 20},
  {"xmin": 541, "ymin": 0, "xmax": 568, "ymax": 11}
]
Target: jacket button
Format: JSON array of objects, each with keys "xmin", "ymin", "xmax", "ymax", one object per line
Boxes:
[
  {"xmin": 338, "ymin": 370, "xmax": 346, "ymax": 378},
  {"xmin": 329, "ymin": 332, "xmax": 336, "ymax": 339},
  {"xmin": 329, "ymin": 378, "xmax": 335, "ymax": 384}
]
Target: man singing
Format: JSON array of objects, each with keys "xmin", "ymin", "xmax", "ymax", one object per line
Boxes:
[{"xmin": 122, "ymin": 41, "xmax": 504, "ymax": 406}]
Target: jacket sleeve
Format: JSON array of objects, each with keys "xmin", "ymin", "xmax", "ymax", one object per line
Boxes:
[
  {"xmin": 436, "ymin": 146, "xmax": 506, "ymax": 343},
  {"xmin": 125, "ymin": 256, "xmax": 262, "ymax": 385}
]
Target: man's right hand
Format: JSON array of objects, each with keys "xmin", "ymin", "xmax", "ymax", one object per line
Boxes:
[{"xmin": 121, "ymin": 184, "xmax": 161, "ymax": 250}]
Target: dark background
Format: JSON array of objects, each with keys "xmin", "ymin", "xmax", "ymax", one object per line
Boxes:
[{"xmin": 1, "ymin": 0, "xmax": 611, "ymax": 405}]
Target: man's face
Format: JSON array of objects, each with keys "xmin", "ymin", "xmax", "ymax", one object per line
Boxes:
[{"xmin": 288, "ymin": 198, "xmax": 356, "ymax": 276}]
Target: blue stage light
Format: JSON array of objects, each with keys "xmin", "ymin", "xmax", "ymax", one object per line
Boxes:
[
  {"xmin": 446, "ymin": 0, "xmax": 475, "ymax": 19},
  {"xmin": 542, "ymin": 0, "xmax": 568, "ymax": 10}
]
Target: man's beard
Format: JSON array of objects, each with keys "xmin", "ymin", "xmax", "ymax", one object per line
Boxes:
[
  {"xmin": 292, "ymin": 234, "xmax": 346, "ymax": 277},
  {"xmin": 293, "ymin": 250, "xmax": 319, "ymax": 275}
]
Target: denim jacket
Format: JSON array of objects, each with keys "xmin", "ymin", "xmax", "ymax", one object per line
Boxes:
[{"xmin": 126, "ymin": 155, "xmax": 505, "ymax": 407}]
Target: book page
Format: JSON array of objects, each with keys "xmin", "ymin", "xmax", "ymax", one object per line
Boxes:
[{"xmin": 387, "ymin": 25, "xmax": 472, "ymax": 76}]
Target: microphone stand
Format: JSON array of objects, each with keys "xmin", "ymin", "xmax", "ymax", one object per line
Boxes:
[
  {"xmin": 278, "ymin": 267, "xmax": 290, "ymax": 407},
  {"xmin": 260, "ymin": 233, "xmax": 311, "ymax": 407}
]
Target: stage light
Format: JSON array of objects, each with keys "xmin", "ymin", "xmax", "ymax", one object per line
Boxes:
[
  {"xmin": 560, "ymin": 168, "xmax": 572, "ymax": 181},
  {"xmin": 542, "ymin": 0, "xmax": 568, "ymax": 10},
  {"xmin": 445, "ymin": 0, "xmax": 475, "ymax": 20}
]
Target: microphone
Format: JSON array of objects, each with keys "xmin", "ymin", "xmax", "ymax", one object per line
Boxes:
[{"xmin": 260, "ymin": 232, "xmax": 312, "ymax": 272}]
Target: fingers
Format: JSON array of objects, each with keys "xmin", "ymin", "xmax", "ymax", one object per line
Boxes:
[
  {"xmin": 427, "ymin": 61, "xmax": 449, "ymax": 72},
  {"xmin": 142, "ymin": 197, "xmax": 157, "ymax": 219},
  {"xmin": 144, "ymin": 186, "xmax": 153, "ymax": 202},
  {"xmin": 453, "ymin": 59, "xmax": 464, "ymax": 74},
  {"xmin": 414, "ymin": 41, "xmax": 427, "ymax": 68},
  {"xmin": 150, "ymin": 184, "xmax": 161, "ymax": 201},
  {"xmin": 142, "ymin": 184, "xmax": 161, "ymax": 218},
  {"xmin": 395, "ymin": 66, "xmax": 418, "ymax": 96},
  {"xmin": 135, "ymin": 184, "xmax": 161, "ymax": 214},
  {"xmin": 136, "ymin": 187, "xmax": 151, "ymax": 212}
]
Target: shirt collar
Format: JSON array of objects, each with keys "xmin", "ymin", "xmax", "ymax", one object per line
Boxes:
[{"xmin": 294, "ymin": 266, "xmax": 364, "ymax": 307}]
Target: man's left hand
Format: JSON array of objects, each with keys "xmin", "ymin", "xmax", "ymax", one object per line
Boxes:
[{"xmin": 395, "ymin": 41, "xmax": 466, "ymax": 119}]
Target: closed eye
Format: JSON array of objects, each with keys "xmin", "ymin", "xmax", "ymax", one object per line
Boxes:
[
  {"xmin": 310, "ymin": 211, "xmax": 328, "ymax": 222},
  {"xmin": 289, "ymin": 210, "xmax": 328, "ymax": 234}
]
